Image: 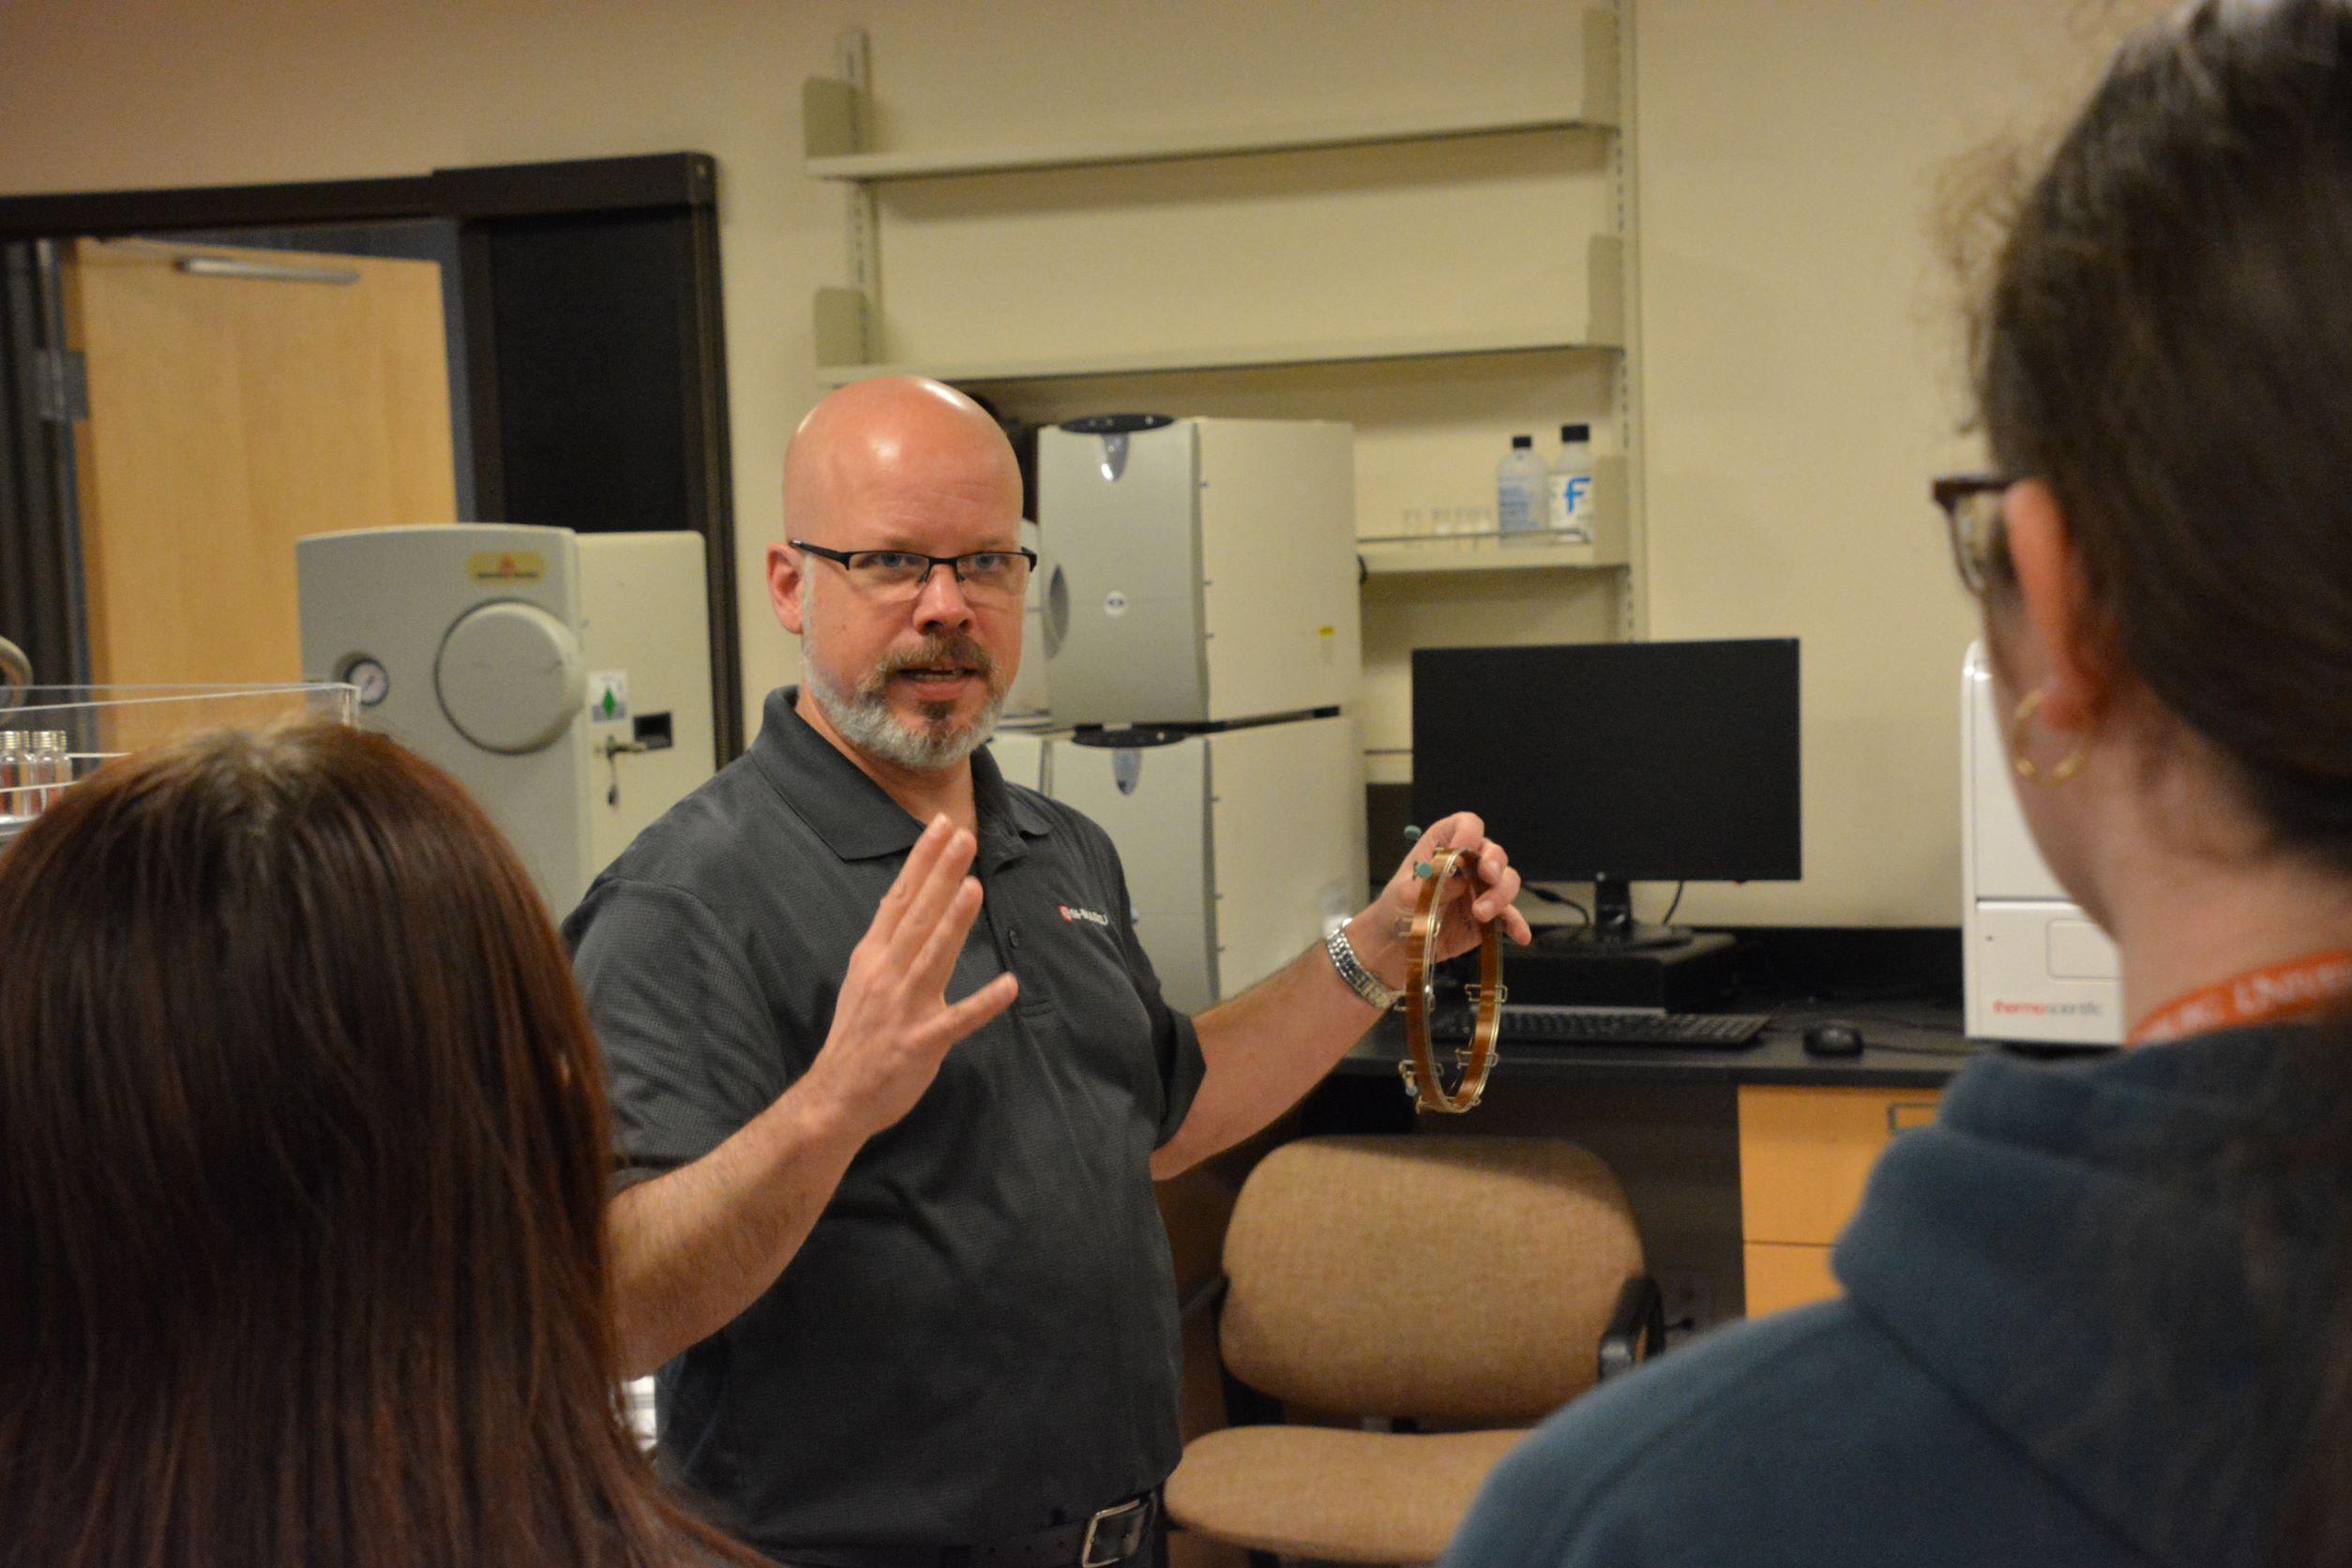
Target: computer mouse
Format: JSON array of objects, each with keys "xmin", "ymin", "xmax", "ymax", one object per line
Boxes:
[{"xmin": 1802, "ymin": 1021, "xmax": 1867, "ymax": 1058}]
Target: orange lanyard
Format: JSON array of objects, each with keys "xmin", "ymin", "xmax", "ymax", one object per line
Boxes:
[{"xmin": 2127, "ymin": 948, "xmax": 2352, "ymax": 1046}]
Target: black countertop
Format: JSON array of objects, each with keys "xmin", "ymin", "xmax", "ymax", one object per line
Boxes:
[{"xmin": 1339, "ymin": 998, "xmax": 2003, "ymax": 1092}]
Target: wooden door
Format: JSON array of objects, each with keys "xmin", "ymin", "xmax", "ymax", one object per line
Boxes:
[{"xmin": 61, "ymin": 236, "xmax": 457, "ymax": 684}]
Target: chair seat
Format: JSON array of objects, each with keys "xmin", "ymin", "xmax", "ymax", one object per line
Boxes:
[{"xmin": 1166, "ymin": 1424, "xmax": 1528, "ymax": 1566}]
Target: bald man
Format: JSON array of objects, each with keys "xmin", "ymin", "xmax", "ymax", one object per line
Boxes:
[{"xmin": 565, "ymin": 378, "xmax": 1528, "ymax": 1567}]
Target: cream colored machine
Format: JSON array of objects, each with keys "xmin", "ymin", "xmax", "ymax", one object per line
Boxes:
[
  {"xmin": 1022, "ymin": 415, "xmax": 1366, "ymax": 1013},
  {"xmin": 1045, "ymin": 716, "xmax": 1364, "ymax": 1016},
  {"xmin": 1038, "ymin": 416, "xmax": 1359, "ymax": 726},
  {"xmin": 296, "ymin": 524, "xmax": 715, "ymax": 915},
  {"xmin": 1962, "ymin": 642, "xmax": 2122, "ymax": 1044}
]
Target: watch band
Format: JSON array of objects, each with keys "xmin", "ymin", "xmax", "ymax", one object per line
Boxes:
[
  {"xmin": 1326, "ymin": 925, "xmax": 1401, "ymax": 1012},
  {"xmin": 1399, "ymin": 845, "xmax": 1505, "ymax": 1115}
]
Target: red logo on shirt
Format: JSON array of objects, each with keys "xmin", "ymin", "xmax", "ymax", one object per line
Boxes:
[{"xmin": 1058, "ymin": 903, "xmax": 1111, "ymax": 927}]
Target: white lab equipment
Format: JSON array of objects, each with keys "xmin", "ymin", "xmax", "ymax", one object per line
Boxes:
[
  {"xmin": 1037, "ymin": 416, "xmax": 1360, "ymax": 727},
  {"xmin": 1030, "ymin": 415, "xmax": 1367, "ymax": 1014},
  {"xmin": 1041, "ymin": 716, "xmax": 1364, "ymax": 1015},
  {"xmin": 296, "ymin": 524, "xmax": 715, "ymax": 916},
  {"xmin": 1962, "ymin": 641, "xmax": 2122, "ymax": 1044},
  {"xmin": 1003, "ymin": 518, "xmax": 1051, "ymax": 725}
]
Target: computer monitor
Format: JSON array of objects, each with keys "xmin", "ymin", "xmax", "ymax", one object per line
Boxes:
[{"xmin": 1411, "ymin": 639, "xmax": 1802, "ymax": 947}]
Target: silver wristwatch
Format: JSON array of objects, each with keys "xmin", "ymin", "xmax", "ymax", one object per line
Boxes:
[{"xmin": 1326, "ymin": 925, "xmax": 1402, "ymax": 1012}]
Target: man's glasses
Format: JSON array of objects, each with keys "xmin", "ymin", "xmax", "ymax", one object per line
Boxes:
[
  {"xmin": 1929, "ymin": 474, "xmax": 2015, "ymax": 596},
  {"xmin": 792, "ymin": 540, "xmax": 1038, "ymax": 604}
]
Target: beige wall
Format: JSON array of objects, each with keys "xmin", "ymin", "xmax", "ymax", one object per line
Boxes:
[{"xmin": 0, "ymin": 0, "xmax": 2136, "ymax": 927}]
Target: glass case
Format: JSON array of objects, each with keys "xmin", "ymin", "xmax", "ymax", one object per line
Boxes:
[{"xmin": 0, "ymin": 684, "xmax": 356, "ymax": 849}]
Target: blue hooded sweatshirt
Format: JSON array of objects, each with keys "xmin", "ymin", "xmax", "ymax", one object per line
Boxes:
[{"xmin": 1444, "ymin": 1025, "xmax": 2332, "ymax": 1567}]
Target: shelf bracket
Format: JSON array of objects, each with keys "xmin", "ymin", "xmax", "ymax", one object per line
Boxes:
[
  {"xmin": 801, "ymin": 76, "xmax": 863, "ymax": 160},
  {"xmin": 1582, "ymin": 10, "xmax": 1621, "ymax": 129},
  {"xmin": 1585, "ymin": 234, "xmax": 1626, "ymax": 349}
]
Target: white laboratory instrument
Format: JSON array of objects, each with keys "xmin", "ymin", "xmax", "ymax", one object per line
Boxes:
[
  {"xmin": 1046, "ymin": 716, "xmax": 1364, "ymax": 1016},
  {"xmin": 1962, "ymin": 642, "xmax": 2122, "ymax": 1045},
  {"xmin": 1003, "ymin": 518, "xmax": 1051, "ymax": 725},
  {"xmin": 296, "ymin": 523, "xmax": 715, "ymax": 916},
  {"xmin": 1037, "ymin": 416, "xmax": 1360, "ymax": 727}
]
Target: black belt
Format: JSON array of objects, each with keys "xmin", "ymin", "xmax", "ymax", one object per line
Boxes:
[{"xmin": 781, "ymin": 1494, "xmax": 1158, "ymax": 1568}]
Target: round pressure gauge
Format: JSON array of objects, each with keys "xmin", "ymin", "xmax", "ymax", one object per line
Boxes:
[{"xmin": 340, "ymin": 656, "xmax": 391, "ymax": 708}]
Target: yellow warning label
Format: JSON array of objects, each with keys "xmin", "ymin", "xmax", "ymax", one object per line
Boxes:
[{"xmin": 468, "ymin": 550, "xmax": 546, "ymax": 582}]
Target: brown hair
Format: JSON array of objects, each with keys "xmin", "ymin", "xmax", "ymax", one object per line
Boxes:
[
  {"xmin": 0, "ymin": 725, "xmax": 765, "ymax": 1568},
  {"xmin": 1976, "ymin": 0, "xmax": 2352, "ymax": 866},
  {"xmin": 1973, "ymin": 3, "xmax": 2352, "ymax": 1560}
]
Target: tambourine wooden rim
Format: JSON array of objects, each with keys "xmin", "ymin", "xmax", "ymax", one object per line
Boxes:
[{"xmin": 1399, "ymin": 845, "xmax": 1504, "ymax": 1114}]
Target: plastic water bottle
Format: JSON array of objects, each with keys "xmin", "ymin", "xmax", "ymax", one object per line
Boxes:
[
  {"xmin": 1549, "ymin": 424, "xmax": 1594, "ymax": 544},
  {"xmin": 1497, "ymin": 434, "xmax": 1548, "ymax": 546}
]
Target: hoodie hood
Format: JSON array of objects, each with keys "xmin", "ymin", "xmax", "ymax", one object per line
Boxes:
[{"xmin": 1835, "ymin": 1026, "xmax": 2333, "ymax": 1566}]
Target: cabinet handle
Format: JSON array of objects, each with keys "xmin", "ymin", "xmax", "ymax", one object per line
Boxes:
[
  {"xmin": 177, "ymin": 255, "xmax": 359, "ymax": 285},
  {"xmin": 1885, "ymin": 1102, "xmax": 1939, "ymax": 1138}
]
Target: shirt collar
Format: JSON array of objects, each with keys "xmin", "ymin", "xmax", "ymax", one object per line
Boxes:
[{"xmin": 751, "ymin": 687, "xmax": 1052, "ymax": 865}]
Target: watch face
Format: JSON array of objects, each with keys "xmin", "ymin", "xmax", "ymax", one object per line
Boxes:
[{"xmin": 342, "ymin": 656, "xmax": 390, "ymax": 707}]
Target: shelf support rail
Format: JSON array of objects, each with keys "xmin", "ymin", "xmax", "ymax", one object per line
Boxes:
[
  {"xmin": 1602, "ymin": 0, "xmax": 1647, "ymax": 641},
  {"xmin": 806, "ymin": 28, "xmax": 882, "ymax": 363}
]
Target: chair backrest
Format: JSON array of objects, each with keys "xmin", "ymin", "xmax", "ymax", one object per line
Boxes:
[{"xmin": 1218, "ymin": 1135, "xmax": 1642, "ymax": 1426}]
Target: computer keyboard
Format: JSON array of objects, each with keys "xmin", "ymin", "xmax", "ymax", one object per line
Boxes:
[{"xmin": 1437, "ymin": 1004, "xmax": 1771, "ymax": 1049}]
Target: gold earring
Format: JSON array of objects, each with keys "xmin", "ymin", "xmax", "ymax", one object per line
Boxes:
[{"xmin": 2010, "ymin": 688, "xmax": 2087, "ymax": 785}]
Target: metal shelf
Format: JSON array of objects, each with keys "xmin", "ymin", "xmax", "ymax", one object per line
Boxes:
[
  {"xmin": 814, "ymin": 237, "xmax": 1623, "ymax": 386},
  {"xmin": 803, "ymin": 15, "xmax": 1619, "ymax": 181},
  {"xmin": 814, "ymin": 324, "xmax": 1616, "ymax": 390},
  {"xmin": 1359, "ymin": 535, "xmax": 1626, "ymax": 575},
  {"xmin": 1358, "ymin": 457, "xmax": 1630, "ymax": 574}
]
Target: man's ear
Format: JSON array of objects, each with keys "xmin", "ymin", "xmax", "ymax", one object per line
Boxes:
[
  {"xmin": 769, "ymin": 543, "xmax": 806, "ymax": 636},
  {"xmin": 2001, "ymin": 478, "xmax": 2112, "ymax": 733}
]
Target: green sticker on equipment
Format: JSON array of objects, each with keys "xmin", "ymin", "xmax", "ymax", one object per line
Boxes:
[{"xmin": 588, "ymin": 671, "xmax": 628, "ymax": 725}]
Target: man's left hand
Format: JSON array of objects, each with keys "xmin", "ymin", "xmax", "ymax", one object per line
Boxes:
[{"xmin": 1349, "ymin": 812, "xmax": 1532, "ymax": 992}]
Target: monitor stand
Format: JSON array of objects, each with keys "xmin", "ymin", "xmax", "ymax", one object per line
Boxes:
[
  {"xmin": 1524, "ymin": 878, "xmax": 1740, "ymax": 1010},
  {"xmin": 1536, "ymin": 877, "xmax": 1690, "ymax": 952}
]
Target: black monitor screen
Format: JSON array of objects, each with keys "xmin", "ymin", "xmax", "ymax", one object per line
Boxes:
[{"xmin": 1411, "ymin": 639, "xmax": 1802, "ymax": 885}]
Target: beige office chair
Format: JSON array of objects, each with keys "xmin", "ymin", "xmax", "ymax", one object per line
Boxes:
[{"xmin": 1165, "ymin": 1136, "xmax": 1657, "ymax": 1567}]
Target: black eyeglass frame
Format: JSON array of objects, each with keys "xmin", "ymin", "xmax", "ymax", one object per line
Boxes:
[
  {"xmin": 789, "ymin": 538, "xmax": 1040, "ymax": 596},
  {"xmin": 1929, "ymin": 473, "xmax": 2017, "ymax": 595}
]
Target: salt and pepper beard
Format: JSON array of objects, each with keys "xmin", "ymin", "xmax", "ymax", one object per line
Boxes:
[{"xmin": 799, "ymin": 576, "xmax": 1004, "ymax": 773}]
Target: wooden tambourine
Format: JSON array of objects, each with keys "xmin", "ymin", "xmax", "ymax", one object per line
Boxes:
[{"xmin": 1398, "ymin": 845, "xmax": 1504, "ymax": 1114}]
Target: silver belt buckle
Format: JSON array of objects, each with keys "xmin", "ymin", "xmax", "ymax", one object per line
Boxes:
[{"xmin": 1079, "ymin": 1498, "xmax": 1148, "ymax": 1568}]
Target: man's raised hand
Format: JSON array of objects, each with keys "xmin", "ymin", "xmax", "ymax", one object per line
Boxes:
[{"xmin": 798, "ymin": 815, "xmax": 1018, "ymax": 1141}]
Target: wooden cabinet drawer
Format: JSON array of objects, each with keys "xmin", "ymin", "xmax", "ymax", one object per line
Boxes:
[
  {"xmin": 1744, "ymin": 1242, "xmax": 1840, "ymax": 1316},
  {"xmin": 1738, "ymin": 1084, "xmax": 1942, "ymax": 1245}
]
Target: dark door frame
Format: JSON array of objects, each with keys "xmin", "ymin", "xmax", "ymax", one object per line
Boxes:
[{"xmin": 0, "ymin": 153, "xmax": 743, "ymax": 761}]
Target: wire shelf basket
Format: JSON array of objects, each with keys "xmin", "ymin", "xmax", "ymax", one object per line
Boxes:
[{"xmin": 0, "ymin": 683, "xmax": 357, "ymax": 848}]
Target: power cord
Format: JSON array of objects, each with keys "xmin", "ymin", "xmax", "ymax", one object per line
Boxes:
[
  {"xmin": 1521, "ymin": 882, "xmax": 1687, "ymax": 928},
  {"xmin": 1524, "ymin": 885, "xmax": 1592, "ymax": 930}
]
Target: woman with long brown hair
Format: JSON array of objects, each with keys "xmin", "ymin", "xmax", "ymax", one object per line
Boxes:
[
  {"xmin": 0, "ymin": 725, "xmax": 776, "ymax": 1567},
  {"xmin": 1445, "ymin": 2, "xmax": 2352, "ymax": 1564}
]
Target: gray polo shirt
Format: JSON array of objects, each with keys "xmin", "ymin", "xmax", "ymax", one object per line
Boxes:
[{"xmin": 565, "ymin": 688, "xmax": 1205, "ymax": 1557}]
